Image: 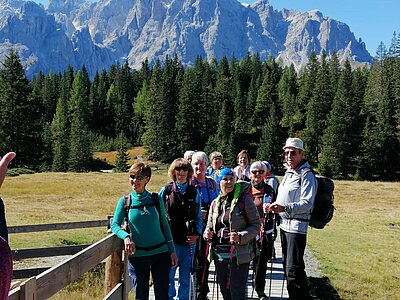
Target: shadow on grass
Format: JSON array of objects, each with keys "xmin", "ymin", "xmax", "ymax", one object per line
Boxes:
[{"xmin": 309, "ymin": 276, "xmax": 342, "ymax": 300}]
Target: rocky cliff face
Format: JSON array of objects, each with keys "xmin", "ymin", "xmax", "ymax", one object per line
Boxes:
[{"xmin": 0, "ymin": 0, "xmax": 372, "ymax": 77}]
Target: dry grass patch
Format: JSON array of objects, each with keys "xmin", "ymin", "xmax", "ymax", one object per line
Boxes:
[{"xmin": 308, "ymin": 180, "xmax": 400, "ymax": 300}]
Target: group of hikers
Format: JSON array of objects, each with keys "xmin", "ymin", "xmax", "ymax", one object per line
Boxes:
[
  {"xmin": 0, "ymin": 137, "xmax": 317, "ymax": 300},
  {"xmin": 111, "ymin": 137, "xmax": 318, "ymax": 300}
]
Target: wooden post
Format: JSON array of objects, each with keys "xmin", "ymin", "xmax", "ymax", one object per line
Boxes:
[
  {"xmin": 104, "ymin": 249, "xmax": 123, "ymax": 295},
  {"xmin": 19, "ymin": 277, "xmax": 36, "ymax": 300},
  {"xmin": 123, "ymin": 253, "xmax": 133, "ymax": 300}
]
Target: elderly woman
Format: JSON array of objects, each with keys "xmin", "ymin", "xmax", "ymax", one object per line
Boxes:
[
  {"xmin": 204, "ymin": 168, "xmax": 260, "ymax": 300},
  {"xmin": 233, "ymin": 150, "xmax": 251, "ymax": 182},
  {"xmin": 206, "ymin": 151, "xmax": 224, "ymax": 181},
  {"xmin": 183, "ymin": 150, "xmax": 195, "ymax": 163},
  {"xmin": 111, "ymin": 163, "xmax": 178, "ymax": 300},
  {"xmin": 191, "ymin": 151, "xmax": 219, "ymax": 300},
  {"xmin": 159, "ymin": 158, "xmax": 202, "ymax": 300},
  {"xmin": 250, "ymin": 161, "xmax": 276, "ymax": 299}
]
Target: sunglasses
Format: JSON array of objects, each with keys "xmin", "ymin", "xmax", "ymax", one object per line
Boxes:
[
  {"xmin": 175, "ymin": 166, "xmax": 189, "ymax": 172},
  {"xmin": 129, "ymin": 174, "xmax": 147, "ymax": 181},
  {"xmin": 284, "ymin": 150, "xmax": 300, "ymax": 156},
  {"xmin": 251, "ymin": 170, "xmax": 265, "ymax": 175}
]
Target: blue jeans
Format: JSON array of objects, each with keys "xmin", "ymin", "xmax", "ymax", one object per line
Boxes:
[
  {"xmin": 169, "ymin": 243, "xmax": 195, "ymax": 300},
  {"xmin": 129, "ymin": 251, "xmax": 171, "ymax": 300}
]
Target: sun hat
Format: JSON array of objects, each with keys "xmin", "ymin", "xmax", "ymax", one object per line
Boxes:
[{"xmin": 283, "ymin": 137, "xmax": 304, "ymax": 151}]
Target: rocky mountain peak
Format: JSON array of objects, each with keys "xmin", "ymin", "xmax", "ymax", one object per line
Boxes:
[{"xmin": 0, "ymin": 0, "xmax": 372, "ymax": 77}]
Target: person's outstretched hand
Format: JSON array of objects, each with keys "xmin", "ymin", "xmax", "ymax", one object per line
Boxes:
[{"xmin": 0, "ymin": 152, "xmax": 16, "ymax": 188}]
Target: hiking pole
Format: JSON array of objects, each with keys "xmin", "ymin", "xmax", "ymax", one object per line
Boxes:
[
  {"xmin": 189, "ymin": 243, "xmax": 196, "ymax": 300},
  {"xmin": 280, "ymin": 273, "xmax": 286, "ymax": 300},
  {"xmin": 225, "ymin": 243, "xmax": 235, "ymax": 289},
  {"xmin": 201, "ymin": 241, "xmax": 211, "ymax": 285},
  {"xmin": 268, "ymin": 213, "xmax": 276, "ymax": 299},
  {"xmin": 268, "ymin": 245, "xmax": 274, "ymax": 299}
]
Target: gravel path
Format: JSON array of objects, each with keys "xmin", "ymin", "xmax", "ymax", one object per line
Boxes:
[{"xmin": 305, "ymin": 247, "xmax": 323, "ymax": 278}]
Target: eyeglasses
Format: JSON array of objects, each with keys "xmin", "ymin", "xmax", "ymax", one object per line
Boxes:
[
  {"xmin": 175, "ymin": 166, "xmax": 189, "ymax": 172},
  {"xmin": 251, "ymin": 170, "xmax": 265, "ymax": 175},
  {"xmin": 129, "ymin": 174, "xmax": 147, "ymax": 181},
  {"xmin": 284, "ymin": 150, "xmax": 299, "ymax": 156}
]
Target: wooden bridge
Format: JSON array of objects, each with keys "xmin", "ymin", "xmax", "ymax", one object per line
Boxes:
[{"xmin": 8, "ymin": 219, "xmax": 288, "ymax": 299}]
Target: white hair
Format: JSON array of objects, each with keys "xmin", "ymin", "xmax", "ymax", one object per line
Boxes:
[
  {"xmin": 183, "ymin": 150, "xmax": 195, "ymax": 161},
  {"xmin": 250, "ymin": 161, "xmax": 267, "ymax": 171},
  {"xmin": 191, "ymin": 151, "xmax": 209, "ymax": 165}
]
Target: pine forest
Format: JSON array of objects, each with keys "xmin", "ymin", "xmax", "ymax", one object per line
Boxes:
[{"xmin": 0, "ymin": 40, "xmax": 399, "ymax": 181}]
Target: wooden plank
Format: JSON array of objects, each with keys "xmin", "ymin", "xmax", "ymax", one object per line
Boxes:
[
  {"xmin": 35, "ymin": 234, "xmax": 123, "ymax": 299},
  {"xmin": 103, "ymin": 282, "xmax": 123, "ymax": 300},
  {"xmin": 12, "ymin": 244, "xmax": 90, "ymax": 260},
  {"xmin": 19, "ymin": 277, "xmax": 36, "ymax": 300},
  {"xmin": 8, "ymin": 286, "xmax": 21, "ymax": 300},
  {"xmin": 8, "ymin": 219, "xmax": 109, "ymax": 234},
  {"xmin": 13, "ymin": 267, "xmax": 49, "ymax": 279}
]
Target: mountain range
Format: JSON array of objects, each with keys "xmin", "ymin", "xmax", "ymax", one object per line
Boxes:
[{"xmin": 0, "ymin": 0, "xmax": 372, "ymax": 77}]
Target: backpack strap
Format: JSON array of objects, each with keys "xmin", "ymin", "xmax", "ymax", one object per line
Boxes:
[
  {"xmin": 123, "ymin": 194, "xmax": 131, "ymax": 223},
  {"xmin": 206, "ymin": 177, "xmax": 216, "ymax": 192},
  {"xmin": 151, "ymin": 192, "xmax": 166, "ymax": 239}
]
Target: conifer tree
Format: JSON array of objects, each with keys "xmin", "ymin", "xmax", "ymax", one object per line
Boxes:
[
  {"xmin": 359, "ymin": 58, "xmax": 399, "ymax": 180},
  {"xmin": 142, "ymin": 58, "xmax": 181, "ymax": 162},
  {"xmin": 253, "ymin": 68, "xmax": 275, "ymax": 128},
  {"xmin": 51, "ymin": 67, "xmax": 74, "ymax": 171},
  {"xmin": 115, "ymin": 133, "xmax": 129, "ymax": 172},
  {"xmin": 51, "ymin": 85, "xmax": 70, "ymax": 171},
  {"xmin": 303, "ymin": 51, "xmax": 333, "ymax": 166},
  {"xmin": 42, "ymin": 72, "xmax": 61, "ymax": 123},
  {"xmin": 319, "ymin": 60, "xmax": 359, "ymax": 179},
  {"xmin": 278, "ymin": 64, "xmax": 298, "ymax": 136},
  {"xmin": 256, "ymin": 103, "xmax": 286, "ymax": 174},
  {"xmin": 30, "ymin": 71, "xmax": 53, "ymax": 169},
  {"xmin": 0, "ymin": 49, "xmax": 40, "ymax": 167},
  {"xmin": 205, "ymin": 57, "xmax": 234, "ymax": 161},
  {"xmin": 142, "ymin": 62, "xmax": 162, "ymax": 159},
  {"xmin": 295, "ymin": 52, "xmax": 319, "ymax": 133},
  {"xmin": 68, "ymin": 70, "xmax": 91, "ymax": 172},
  {"xmin": 328, "ymin": 52, "xmax": 341, "ymax": 95}
]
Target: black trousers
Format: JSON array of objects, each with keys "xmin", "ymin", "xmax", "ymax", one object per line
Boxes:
[{"xmin": 280, "ymin": 229, "xmax": 310, "ymax": 300}]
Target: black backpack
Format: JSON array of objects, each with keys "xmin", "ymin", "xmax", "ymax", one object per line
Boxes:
[{"xmin": 302, "ymin": 170, "xmax": 335, "ymax": 229}]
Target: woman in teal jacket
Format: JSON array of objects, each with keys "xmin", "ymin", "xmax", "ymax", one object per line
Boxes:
[{"xmin": 111, "ymin": 162, "xmax": 178, "ymax": 300}]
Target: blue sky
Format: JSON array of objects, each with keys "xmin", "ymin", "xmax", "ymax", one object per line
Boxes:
[{"xmin": 34, "ymin": 0, "xmax": 399, "ymax": 55}]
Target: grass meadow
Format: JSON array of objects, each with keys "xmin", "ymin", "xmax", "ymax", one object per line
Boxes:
[{"xmin": 2, "ymin": 149, "xmax": 399, "ymax": 299}]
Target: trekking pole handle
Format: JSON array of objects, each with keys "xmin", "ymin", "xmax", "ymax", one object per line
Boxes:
[
  {"xmin": 229, "ymin": 230, "xmax": 240, "ymax": 244},
  {"xmin": 204, "ymin": 228, "xmax": 213, "ymax": 240}
]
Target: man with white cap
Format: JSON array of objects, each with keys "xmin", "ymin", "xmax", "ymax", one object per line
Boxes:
[{"xmin": 270, "ymin": 138, "xmax": 317, "ymax": 300}]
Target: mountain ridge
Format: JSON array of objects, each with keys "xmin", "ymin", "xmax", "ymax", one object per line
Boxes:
[{"xmin": 0, "ymin": 0, "xmax": 372, "ymax": 77}]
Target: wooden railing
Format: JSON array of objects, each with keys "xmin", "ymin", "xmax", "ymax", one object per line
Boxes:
[{"xmin": 8, "ymin": 220, "xmax": 132, "ymax": 300}]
